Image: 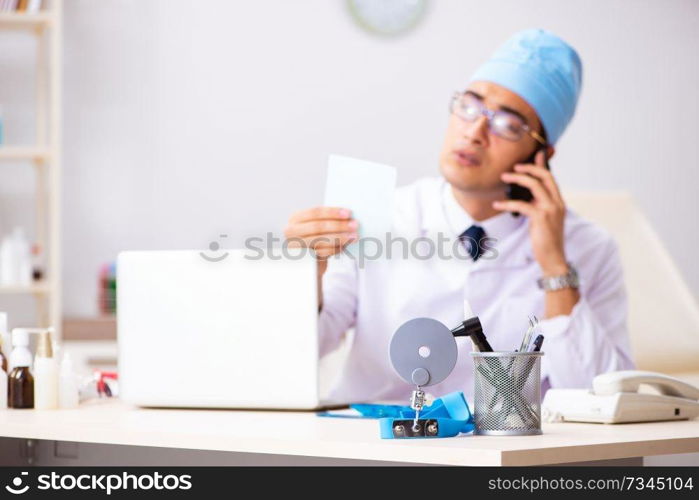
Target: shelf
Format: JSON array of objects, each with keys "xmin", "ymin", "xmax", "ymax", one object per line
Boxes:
[
  {"xmin": 0, "ymin": 280, "xmax": 51, "ymax": 295},
  {"xmin": 0, "ymin": 12, "xmax": 54, "ymax": 30},
  {"xmin": 0, "ymin": 146, "xmax": 51, "ymax": 162},
  {"xmin": 63, "ymin": 316, "xmax": 117, "ymax": 341},
  {"xmin": 1, "ymin": 0, "xmax": 62, "ymax": 339}
]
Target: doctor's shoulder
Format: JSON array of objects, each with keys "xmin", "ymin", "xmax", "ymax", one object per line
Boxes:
[
  {"xmin": 391, "ymin": 176, "xmax": 443, "ymax": 235},
  {"xmin": 561, "ymin": 209, "xmax": 621, "ymax": 269}
]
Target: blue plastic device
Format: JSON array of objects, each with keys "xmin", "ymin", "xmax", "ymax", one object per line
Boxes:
[
  {"xmin": 378, "ymin": 391, "xmax": 474, "ymax": 439},
  {"xmin": 317, "ymin": 391, "xmax": 474, "ymax": 439}
]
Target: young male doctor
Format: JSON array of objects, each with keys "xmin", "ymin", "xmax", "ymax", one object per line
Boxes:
[{"xmin": 284, "ymin": 29, "xmax": 634, "ymax": 402}]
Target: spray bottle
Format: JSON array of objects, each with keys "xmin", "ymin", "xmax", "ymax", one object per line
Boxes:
[{"xmin": 34, "ymin": 328, "xmax": 59, "ymax": 410}]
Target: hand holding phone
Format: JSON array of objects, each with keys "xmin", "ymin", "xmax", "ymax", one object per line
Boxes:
[
  {"xmin": 493, "ymin": 147, "xmax": 570, "ymax": 291},
  {"xmin": 505, "ymin": 146, "xmax": 550, "ymax": 214}
]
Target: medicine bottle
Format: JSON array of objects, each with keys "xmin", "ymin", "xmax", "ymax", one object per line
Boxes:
[{"xmin": 8, "ymin": 328, "xmax": 34, "ymax": 409}]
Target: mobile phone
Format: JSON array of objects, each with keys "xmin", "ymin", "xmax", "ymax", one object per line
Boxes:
[{"xmin": 505, "ymin": 146, "xmax": 550, "ymax": 213}]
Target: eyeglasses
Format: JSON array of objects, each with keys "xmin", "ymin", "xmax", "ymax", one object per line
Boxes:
[{"xmin": 449, "ymin": 92, "xmax": 546, "ymax": 145}]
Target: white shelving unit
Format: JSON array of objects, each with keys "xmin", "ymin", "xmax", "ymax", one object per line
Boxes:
[{"xmin": 0, "ymin": 1, "xmax": 62, "ymax": 338}]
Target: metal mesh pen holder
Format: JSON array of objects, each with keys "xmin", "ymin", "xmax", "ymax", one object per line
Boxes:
[{"xmin": 470, "ymin": 351, "xmax": 544, "ymax": 436}]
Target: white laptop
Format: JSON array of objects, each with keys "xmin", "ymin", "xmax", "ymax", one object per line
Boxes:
[{"xmin": 117, "ymin": 249, "xmax": 349, "ymax": 410}]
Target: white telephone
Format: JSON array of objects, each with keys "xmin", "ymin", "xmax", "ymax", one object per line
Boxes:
[{"xmin": 542, "ymin": 370, "xmax": 699, "ymax": 424}]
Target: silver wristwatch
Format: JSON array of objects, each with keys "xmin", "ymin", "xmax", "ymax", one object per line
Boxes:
[{"xmin": 537, "ymin": 263, "xmax": 580, "ymax": 291}]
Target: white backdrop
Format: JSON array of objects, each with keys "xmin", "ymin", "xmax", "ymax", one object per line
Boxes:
[{"xmin": 0, "ymin": 0, "xmax": 697, "ymax": 318}]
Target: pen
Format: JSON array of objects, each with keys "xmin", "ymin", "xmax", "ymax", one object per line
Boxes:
[
  {"xmin": 530, "ymin": 334, "xmax": 544, "ymax": 352},
  {"xmin": 498, "ymin": 331, "xmax": 544, "ymax": 427},
  {"xmin": 518, "ymin": 315, "xmax": 538, "ymax": 352}
]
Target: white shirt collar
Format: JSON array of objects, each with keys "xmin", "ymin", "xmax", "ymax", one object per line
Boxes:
[{"xmin": 440, "ymin": 180, "xmax": 524, "ymax": 242}]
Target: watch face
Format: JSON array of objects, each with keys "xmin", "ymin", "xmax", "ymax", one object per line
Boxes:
[{"xmin": 347, "ymin": 0, "xmax": 428, "ymax": 37}]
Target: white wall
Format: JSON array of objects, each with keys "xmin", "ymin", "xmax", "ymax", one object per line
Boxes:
[{"xmin": 1, "ymin": 0, "xmax": 698, "ymax": 317}]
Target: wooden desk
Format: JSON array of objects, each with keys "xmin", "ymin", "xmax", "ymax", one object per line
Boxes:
[{"xmin": 1, "ymin": 399, "xmax": 698, "ymax": 466}]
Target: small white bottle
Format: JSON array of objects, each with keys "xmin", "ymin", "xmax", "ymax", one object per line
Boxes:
[
  {"xmin": 0, "ymin": 228, "xmax": 32, "ymax": 287},
  {"xmin": 0, "ymin": 235, "xmax": 17, "ymax": 286},
  {"xmin": 34, "ymin": 329, "xmax": 58, "ymax": 410},
  {"xmin": 13, "ymin": 228, "xmax": 32, "ymax": 287},
  {"xmin": 58, "ymin": 353, "xmax": 79, "ymax": 409}
]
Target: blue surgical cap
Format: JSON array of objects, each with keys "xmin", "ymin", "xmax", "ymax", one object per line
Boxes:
[{"xmin": 469, "ymin": 29, "xmax": 582, "ymax": 145}]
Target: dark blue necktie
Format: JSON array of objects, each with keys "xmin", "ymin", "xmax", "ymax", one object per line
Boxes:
[{"xmin": 459, "ymin": 225, "xmax": 487, "ymax": 261}]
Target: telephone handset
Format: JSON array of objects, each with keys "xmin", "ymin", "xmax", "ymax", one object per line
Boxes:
[
  {"xmin": 505, "ymin": 145, "xmax": 550, "ymax": 213},
  {"xmin": 593, "ymin": 370, "xmax": 699, "ymax": 400},
  {"xmin": 542, "ymin": 370, "xmax": 699, "ymax": 424}
]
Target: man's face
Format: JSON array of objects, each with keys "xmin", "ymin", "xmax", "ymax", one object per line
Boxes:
[{"xmin": 439, "ymin": 80, "xmax": 544, "ymax": 193}]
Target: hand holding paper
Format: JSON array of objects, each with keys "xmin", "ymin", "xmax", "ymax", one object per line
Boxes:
[{"xmin": 284, "ymin": 154, "xmax": 397, "ymax": 263}]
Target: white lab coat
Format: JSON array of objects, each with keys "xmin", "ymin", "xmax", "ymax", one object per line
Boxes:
[{"xmin": 319, "ymin": 176, "xmax": 634, "ymax": 403}]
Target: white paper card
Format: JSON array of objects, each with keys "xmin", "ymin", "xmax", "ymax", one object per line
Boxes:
[{"xmin": 324, "ymin": 154, "xmax": 397, "ymax": 250}]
